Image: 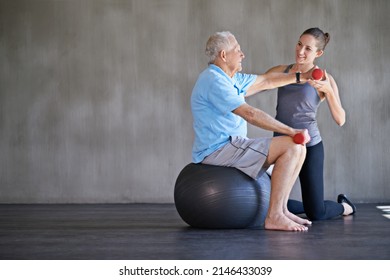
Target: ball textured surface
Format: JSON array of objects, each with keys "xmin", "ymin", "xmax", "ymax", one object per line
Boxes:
[{"xmin": 174, "ymin": 163, "xmax": 271, "ymax": 229}]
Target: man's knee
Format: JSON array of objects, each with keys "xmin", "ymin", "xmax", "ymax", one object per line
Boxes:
[
  {"xmin": 280, "ymin": 139, "xmax": 306, "ymax": 161},
  {"xmin": 268, "ymin": 136, "xmax": 306, "ymax": 164},
  {"xmin": 289, "ymin": 142, "xmax": 306, "ymax": 158}
]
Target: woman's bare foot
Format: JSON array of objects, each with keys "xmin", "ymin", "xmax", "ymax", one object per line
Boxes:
[
  {"xmin": 285, "ymin": 211, "xmax": 312, "ymax": 225},
  {"xmin": 264, "ymin": 214, "xmax": 308, "ymax": 231}
]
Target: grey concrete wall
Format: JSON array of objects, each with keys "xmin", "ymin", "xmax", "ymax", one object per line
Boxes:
[{"xmin": 0, "ymin": 0, "xmax": 389, "ymax": 203}]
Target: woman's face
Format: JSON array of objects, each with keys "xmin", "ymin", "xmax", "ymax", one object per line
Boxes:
[{"xmin": 295, "ymin": 34, "xmax": 323, "ymax": 64}]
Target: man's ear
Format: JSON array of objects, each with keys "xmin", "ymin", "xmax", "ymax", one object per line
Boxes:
[{"xmin": 220, "ymin": 50, "xmax": 227, "ymax": 62}]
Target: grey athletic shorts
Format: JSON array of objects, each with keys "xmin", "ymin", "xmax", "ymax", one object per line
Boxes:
[{"xmin": 202, "ymin": 136, "xmax": 272, "ymax": 179}]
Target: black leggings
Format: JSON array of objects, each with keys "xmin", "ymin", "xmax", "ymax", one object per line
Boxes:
[{"xmin": 287, "ymin": 141, "xmax": 344, "ymax": 220}]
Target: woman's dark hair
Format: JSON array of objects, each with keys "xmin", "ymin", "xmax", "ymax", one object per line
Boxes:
[{"xmin": 301, "ymin": 27, "xmax": 330, "ymax": 51}]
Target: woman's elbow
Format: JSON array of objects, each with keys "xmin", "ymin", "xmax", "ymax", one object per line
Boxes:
[
  {"xmin": 337, "ymin": 120, "xmax": 345, "ymax": 127},
  {"xmin": 336, "ymin": 115, "xmax": 346, "ymax": 126}
]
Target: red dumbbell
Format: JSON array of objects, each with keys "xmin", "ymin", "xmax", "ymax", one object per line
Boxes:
[
  {"xmin": 293, "ymin": 130, "xmax": 311, "ymax": 145},
  {"xmin": 312, "ymin": 68, "xmax": 324, "ymax": 80}
]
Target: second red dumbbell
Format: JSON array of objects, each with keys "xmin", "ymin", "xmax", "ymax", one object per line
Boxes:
[{"xmin": 293, "ymin": 130, "xmax": 311, "ymax": 145}]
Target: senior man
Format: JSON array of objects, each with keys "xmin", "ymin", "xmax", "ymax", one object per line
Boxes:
[{"xmin": 191, "ymin": 31, "xmax": 312, "ymax": 231}]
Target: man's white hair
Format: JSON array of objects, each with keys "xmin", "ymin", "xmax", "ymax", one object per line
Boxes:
[{"xmin": 205, "ymin": 31, "xmax": 235, "ymax": 64}]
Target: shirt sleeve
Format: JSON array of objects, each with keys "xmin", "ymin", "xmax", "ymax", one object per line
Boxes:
[{"xmin": 234, "ymin": 72, "xmax": 257, "ymax": 95}]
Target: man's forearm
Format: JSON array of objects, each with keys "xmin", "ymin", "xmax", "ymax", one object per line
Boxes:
[
  {"xmin": 233, "ymin": 103, "xmax": 295, "ymax": 136},
  {"xmin": 246, "ymin": 72, "xmax": 296, "ymax": 96}
]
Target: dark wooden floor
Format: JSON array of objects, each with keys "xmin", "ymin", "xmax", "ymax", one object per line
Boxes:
[{"xmin": 0, "ymin": 203, "xmax": 389, "ymax": 260}]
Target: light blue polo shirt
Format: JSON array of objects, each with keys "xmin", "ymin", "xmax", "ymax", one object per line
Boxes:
[{"xmin": 191, "ymin": 64, "xmax": 257, "ymax": 163}]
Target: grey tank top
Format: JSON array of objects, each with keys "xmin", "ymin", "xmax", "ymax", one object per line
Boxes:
[{"xmin": 274, "ymin": 64, "xmax": 322, "ymax": 147}]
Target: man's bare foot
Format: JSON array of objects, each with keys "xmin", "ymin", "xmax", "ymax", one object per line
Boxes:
[
  {"xmin": 264, "ymin": 214, "xmax": 308, "ymax": 231},
  {"xmin": 285, "ymin": 211, "xmax": 312, "ymax": 225}
]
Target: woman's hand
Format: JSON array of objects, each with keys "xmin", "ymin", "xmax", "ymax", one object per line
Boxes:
[{"xmin": 307, "ymin": 70, "xmax": 333, "ymax": 97}]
